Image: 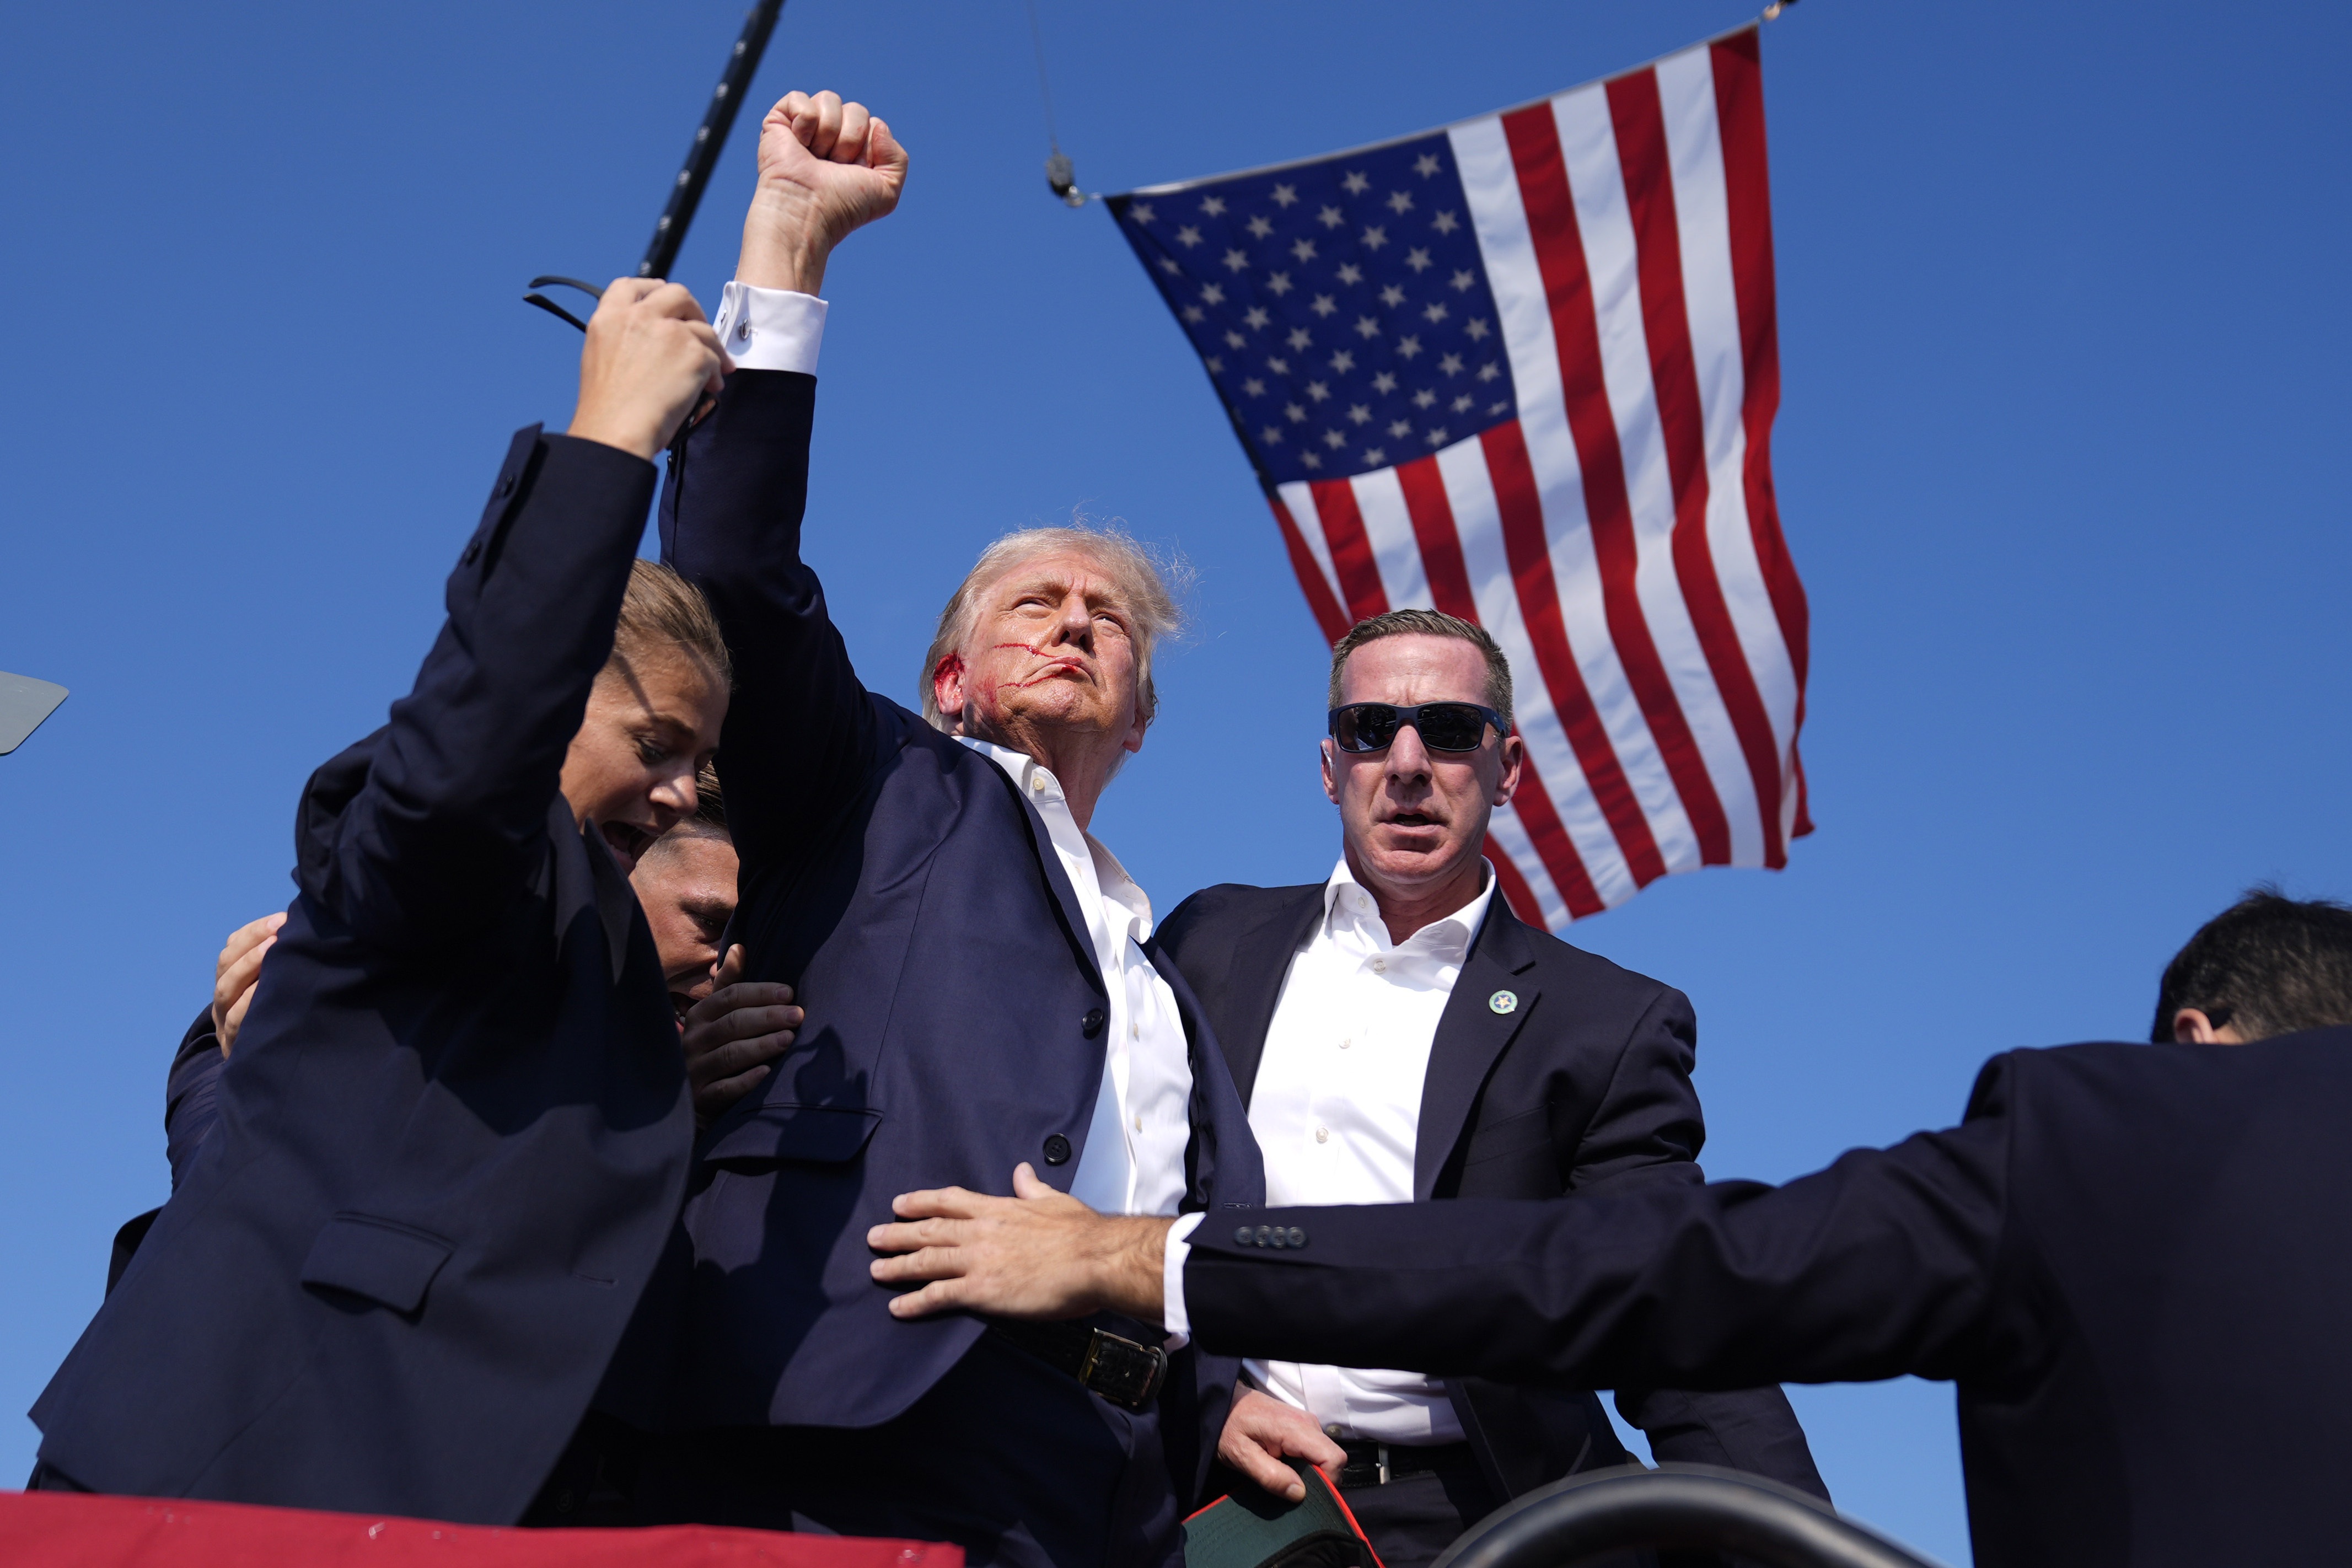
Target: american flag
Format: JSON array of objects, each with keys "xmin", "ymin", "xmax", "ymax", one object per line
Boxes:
[{"xmin": 1109, "ymin": 25, "xmax": 1810, "ymax": 929}]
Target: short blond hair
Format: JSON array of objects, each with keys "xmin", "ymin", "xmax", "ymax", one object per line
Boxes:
[
  {"xmin": 613, "ymin": 559, "xmax": 731, "ymax": 686},
  {"xmin": 918, "ymin": 525, "xmax": 1186, "ymax": 731}
]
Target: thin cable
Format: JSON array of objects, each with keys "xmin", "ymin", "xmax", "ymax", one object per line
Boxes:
[{"xmin": 1024, "ymin": 0, "xmax": 1062, "ymax": 154}]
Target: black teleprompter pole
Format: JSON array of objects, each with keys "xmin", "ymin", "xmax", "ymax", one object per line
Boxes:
[
  {"xmin": 639, "ymin": 0, "xmax": 787, "ymax": 281},
  {"xmin": 525, "ymin": 1, "xmax": 786, "ymax": 329}
]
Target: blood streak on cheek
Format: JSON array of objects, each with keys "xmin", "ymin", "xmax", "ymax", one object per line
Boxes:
[{"xmin": 990, "ymin": 641, "xmax": 1086, "ymax": 691}]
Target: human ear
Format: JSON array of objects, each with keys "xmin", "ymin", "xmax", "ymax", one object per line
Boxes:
[
  {"xmin": 1491, "ymin": 733, "xmax": 1526, "ymax": 807},
  {"xmin": 2173, "ymin": 1008, "xmax": 2220, "ymax": 1044},
  {"xmin": 1320, "ymin": 739, "xmax": 1341, "ymax": 806},
  {"xmin": 932, "ymin": 653, "xmax": 968, "ymax": 722}
]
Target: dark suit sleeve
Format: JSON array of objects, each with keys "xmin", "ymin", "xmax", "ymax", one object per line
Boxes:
[
  {"xmin": 1188, "ymin": 1061, "xmax": 2026, "ymax": 1393},
  {"xmin": 1563, "ymin": 983, "xmax": 1707, "ymax": 1195},
  {"xmin": 657, "ymin": 370, "xmax": 878, "ymax": 876},
  {"xmin": 303, "ymin": 431, "xmax": 657, "ymax": 948},
  {"xmin": 1616, "ymin": 1386, "xmax": 1827, "ymax": 1500},
  {"xmin": 164, "ymin": 1006, "xmax": 224, "ymax": 1190}
]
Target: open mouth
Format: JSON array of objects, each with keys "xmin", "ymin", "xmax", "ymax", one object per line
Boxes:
[
  {"xmin": 601, "ymin": 819, "xmax": 656, "ymax": 870},
  {"xmin": 1389, "ymin": 812, "xmax": 1441, "ymax": 830}
]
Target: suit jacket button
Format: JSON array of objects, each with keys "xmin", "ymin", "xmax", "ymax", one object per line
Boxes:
[
  {"xmin": 1234, "ymin": 1225, "xmax": 1255, "ymax": 1246},
  {"xmin": 1043, "ymin": 1134, "xmax": 1072, "ymax": 1166},
  {"xmin": 1081, "ymin": 1008, "xmax": 1107, "ymax": 1038},
  {"xmin": 496, "ymin": 474, "xmax": 516, "ymax": 498},
  {"xmin": 460, "ymin": 540, "xmax": 481, "ymax": 565},
  {"xmin": 1287, "ymin": 1227, "xmax": 1307, "ymax": 1247}
]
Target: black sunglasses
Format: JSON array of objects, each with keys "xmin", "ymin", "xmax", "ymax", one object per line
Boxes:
[{"xmin": 1328, "ymin": 701, "xmax": 1509, "ymax": 754}]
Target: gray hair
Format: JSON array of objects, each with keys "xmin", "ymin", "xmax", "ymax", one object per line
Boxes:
[
  {"xmin": 1328, "ymin": 608, "xmax": 1514, "ymax": 725},
  {"xmin": 919, "ymin": 524, "xmax": 1188, "ymax": 732}
]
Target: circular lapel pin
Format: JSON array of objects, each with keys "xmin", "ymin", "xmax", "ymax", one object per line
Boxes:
[{"xmin": 1489, "ymin": 989, "xmax": 1518, "ymax": 1016}]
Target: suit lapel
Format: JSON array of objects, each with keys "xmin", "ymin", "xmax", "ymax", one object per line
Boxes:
[
  {"xmin": 1221, "ymin": 889, "xmax": 1328, "ymax": 1107},
  {"xmin": 991, "ymin": 762, "xmax": 1108, "ymax": 995},
  {"xmin": 550, "ymin": 801, "xmax": 637, "ymax": 987},
  {"xmin": 1414, "ymin": 900, "xmax": 1540, "ymax": 1200},
  {"xmin": 1150, "ymin": 951, "xmax": 1268, "ymax": 1210}
]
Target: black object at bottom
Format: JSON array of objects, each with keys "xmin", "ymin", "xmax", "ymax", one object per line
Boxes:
[
  {"xmin": 989, "ymin": 1318, "xmax": 1167, "ymax": 1411},
  {"xmin": 1431, "ymin": 1464, "xmax": 1938, "ymax": 1568},
  {"xmin": 1184, "ymin": 1458, "xmax": 1378, "ymax": 1568},
  {"xmin": 1334, "ymin": 1438, "xmax": 1479, "ymax": 1490}
]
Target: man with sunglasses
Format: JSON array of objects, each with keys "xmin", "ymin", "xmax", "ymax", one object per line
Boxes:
[{"xmin": 1144, "ymin": 608, "xmax": 1823, "ymax": 1568}]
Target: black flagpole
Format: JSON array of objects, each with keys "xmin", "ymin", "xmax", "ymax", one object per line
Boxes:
[
  {"xmin": 527, "ymin": 0, "xmax": 787, "ymax": 329},
  {"xmin": 639, "ymin": 0, "xmax": 787, "ymax": 280}
]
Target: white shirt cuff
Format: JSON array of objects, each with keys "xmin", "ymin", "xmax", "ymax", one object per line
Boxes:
[
  {"xmin": 712, "ymin": 282, "xmax": 827, "ymax": 375},
  {"xmin": 1162, "ymin": 1211, "xmax": 1205, "ymax": 1347}
]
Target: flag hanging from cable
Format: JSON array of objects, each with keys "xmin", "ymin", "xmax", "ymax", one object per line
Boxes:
[{"xmin": 1106, "ymin": 24, "xmax": 1809, "ymax": 929}]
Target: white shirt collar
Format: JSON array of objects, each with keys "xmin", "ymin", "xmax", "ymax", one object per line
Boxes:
[
  {"xmin": 959, "ymin": 736, "xmax": 1154, "ymax": 942},
  {"xmin": 1320, "ymin": 856, "xmax": 1495, "ymax": 963}
]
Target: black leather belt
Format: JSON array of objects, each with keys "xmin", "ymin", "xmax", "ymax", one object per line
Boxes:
[
  {"xmin": 989, "ymin": 1319, "xmax": 1168, "ymax": 1412},
  {"xmin": 1334, "ymin": 1438, "xmax": 1478, "ymax": 1489}
]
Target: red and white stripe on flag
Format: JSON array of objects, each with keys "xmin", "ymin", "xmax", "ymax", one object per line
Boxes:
[{"xmin": 1264, "ymin": 29, "xmax": 1810, "ymax": 928}]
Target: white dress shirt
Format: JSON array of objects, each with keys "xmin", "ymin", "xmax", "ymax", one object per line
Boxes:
[
  {"xmin": 961, "ymin": 739, "xmax": 1195, "ymax": 1222},
  {"xmin": 1166, "ymin": 858, "xmax": 1495, "ymax": 1443}
]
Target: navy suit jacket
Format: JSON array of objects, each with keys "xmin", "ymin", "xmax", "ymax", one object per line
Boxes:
[
  {"xmin": 95, "ymin": 1008, "xmax": 226, "ymax": 1297},
  {"xmin": 1153, "ymin": 884, "xmax": 1822, "ymax": 1502},
  {"xmin": 33, "ymin": 430, "xmax": 694, "ymax": 1524},
  {"xmin": 1181, "ymin": 1029, "xmax": 2352, "ymax": 1567},
  {"xmin": 641, "ymin": 370, "xmax": 1262, "ymax": 1485}
]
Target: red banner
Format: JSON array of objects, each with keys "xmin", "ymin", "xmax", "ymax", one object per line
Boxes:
[{"xmin": 0, "ymin": 1490, "xmax": 963, "ymax": 1568}]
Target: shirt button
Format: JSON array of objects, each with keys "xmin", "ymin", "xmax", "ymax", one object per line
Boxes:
[
  {"xmin": 1371, "ymin": 958, "xmax": 1387, "ymax": 974},
  {"xmin": 1133, "ymin": 1114, "xmax": 1143, "ymax": 1132},
  {"xmin": 1338, "ymin": 1037, "xmax": 1351, "ymax": 1050},
  {"xmin": 1029, "ymin": 775, "xmax": 1046, "ymax": 791},
  {"xmin": 1314, "ymin": 1126, "xmax": 1329, "ymax": 1143}
]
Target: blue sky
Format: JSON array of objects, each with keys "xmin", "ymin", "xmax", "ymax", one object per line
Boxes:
[{"xmin": 3, "ymin": 2, "xmax": 2346, "ymax": 1559}]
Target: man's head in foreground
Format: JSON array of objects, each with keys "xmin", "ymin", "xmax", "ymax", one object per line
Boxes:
[
  {"xmin": 633, "ymin": 766, "xmax": 738, "ymax": 1021},
  {"xmin": 1323, "ymin": 609, "xmax": 1523, "ymax": 928},
  {"xmin": 2154, "ymin": 887, "xmax": 2352, "ymax": 1045},
  {"xmin": 922, "ymin": 525, "xmax": 1182, "ymax": 827}
]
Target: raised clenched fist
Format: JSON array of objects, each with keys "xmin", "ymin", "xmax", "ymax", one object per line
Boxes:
[{"xmin": 738, "ymin": 90, "xmax": 909, "ymax": 296}]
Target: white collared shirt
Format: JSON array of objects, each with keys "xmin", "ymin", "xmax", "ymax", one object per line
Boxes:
[
  {"xmin": 961, "ymin": 739, "xmax": 1195, "ymax": 1221},
  {"xmin": 1243, "ymin": 858, "xmax": 1497, "ymax": 1443}
]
